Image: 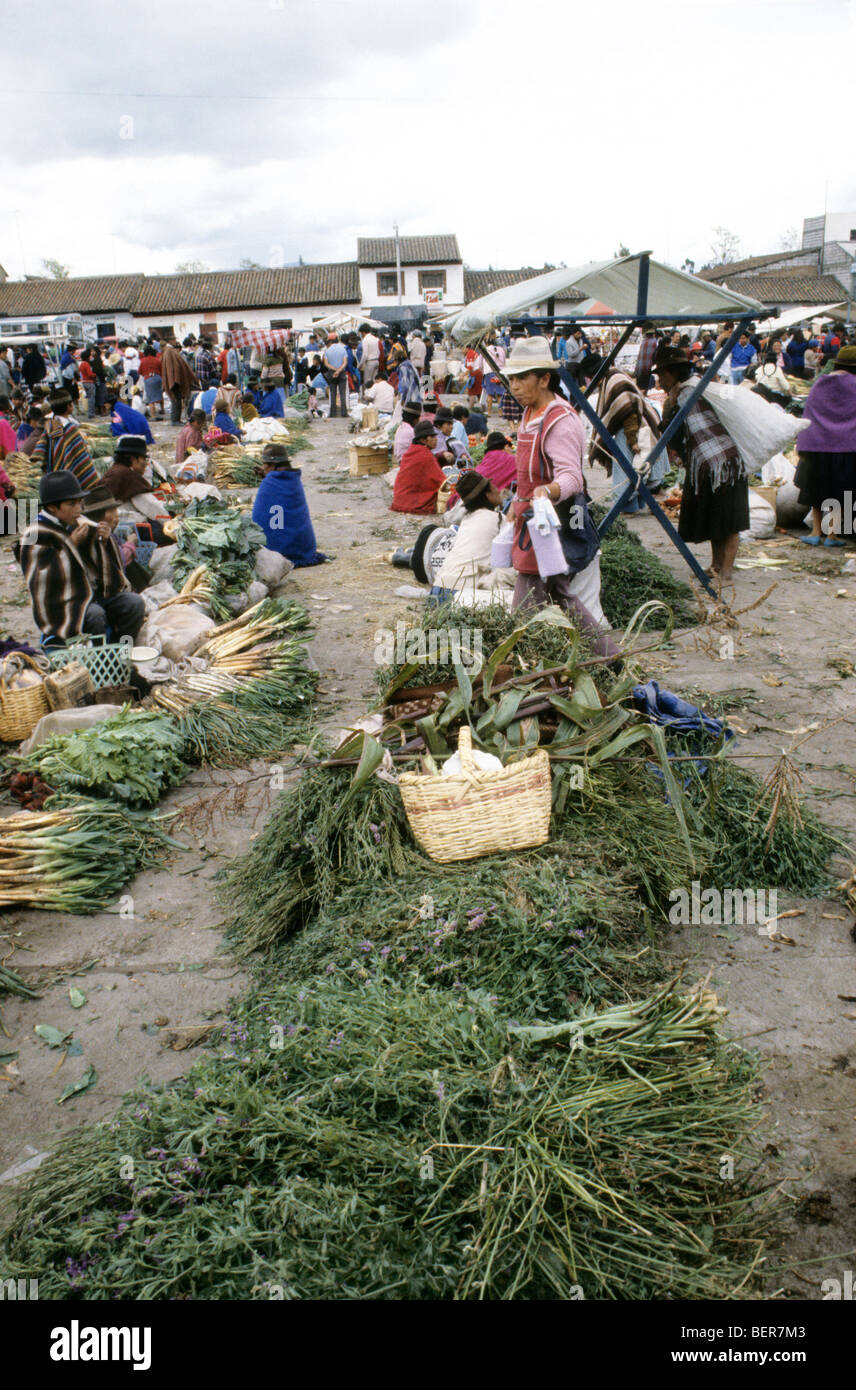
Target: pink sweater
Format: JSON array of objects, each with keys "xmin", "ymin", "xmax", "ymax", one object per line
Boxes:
[
  {"xmin": 393, "ymin": 420, "xmax": 414, "ymax": 462},
  {"xmin": 518, "ymin": 402, "xmax": 585, "ymax": 500}
]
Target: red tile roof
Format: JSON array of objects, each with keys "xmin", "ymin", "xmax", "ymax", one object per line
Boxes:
[
  {"xmin": 717, "ymin": 273, "xmax": 847, "ymax": 305},
  {"xmin": 0, "ymin": 275, "xmax": 144, "ymax": 316},
  {"xmin": 358, "ymin": 236, "xmax": 461, "ymax": 266}
]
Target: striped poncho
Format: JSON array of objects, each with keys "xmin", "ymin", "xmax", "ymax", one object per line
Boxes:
[
  {"xmin": 590, "ymin": 368, "xmax": 661, "ymax": 470},
  {"xmin": 31, "ymin": 419, "xmax": 98, "ymax": 490}
]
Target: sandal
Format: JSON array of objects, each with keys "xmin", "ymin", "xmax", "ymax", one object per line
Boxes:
[
  {"xmin": 823, "ymin": 537, "xmax": 845, "ymax": 548},
  {"xmin": 800, "ymin": 536, "xmax": 821, "ymax": 546}
]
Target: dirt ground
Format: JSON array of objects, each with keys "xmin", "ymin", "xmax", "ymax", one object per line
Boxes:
[{"xmin": 1, "ymin": 410, "xmax": 854, "ymax": 1297}]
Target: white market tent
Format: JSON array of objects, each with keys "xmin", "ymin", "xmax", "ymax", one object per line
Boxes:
[
  {"xmin": 292, "ymin": 310, "xmax": 387, "ymax": 339},
  {"xmin": 756, "ymin": 301, "xmax": 849, "ymax": 334},
  {"xmin": 438, "ymin": 252, "xmax": 765, "ymax": 344}
]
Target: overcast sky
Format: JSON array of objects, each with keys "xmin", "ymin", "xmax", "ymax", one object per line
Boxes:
[{"xmin": 1, "ymin": 0, "xmax": 853, "ymax": 282}]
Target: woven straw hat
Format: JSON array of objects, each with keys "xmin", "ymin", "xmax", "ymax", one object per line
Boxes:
[{"xmin": 503, "ymin": 336, "xmax": 559, "ymax": 376}]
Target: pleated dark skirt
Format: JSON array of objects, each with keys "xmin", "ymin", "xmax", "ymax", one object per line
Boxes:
[
  {"xmin": 794, "ymin": 451, "xmax": 856, "ymax": 511},
  {"xmin": 678, "ymin": 474, "xmax": 750, "ymax": 544}
]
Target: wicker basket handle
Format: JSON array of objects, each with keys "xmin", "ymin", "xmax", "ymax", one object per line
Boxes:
[
  {"xmin": 457, "ymin": 725, "xmax": 475, "ymax": 771},
  {"xmin": 0, "ymin": 652, "xmax": 49, "ymax": 692}
]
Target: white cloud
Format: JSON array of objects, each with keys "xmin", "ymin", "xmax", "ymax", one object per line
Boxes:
[{"xmin": 0, "ymin": 0, "xmax": 852, "ymax": 280}]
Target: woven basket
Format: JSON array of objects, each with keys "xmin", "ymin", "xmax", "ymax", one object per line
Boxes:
[
  {"xmin": 436, "ymin": 481, "xmax": 453, "ymax": 515},
  {"xmin": 0, "ymin": 654, "xmax": 51, "ymax": 743},
  {"xmin": 399, "ymin": 726, "xmax": 551, "ymax": 864},
  {"xmin": 43, "ymin": 661, "xmax": 95, "ymax": 711}
]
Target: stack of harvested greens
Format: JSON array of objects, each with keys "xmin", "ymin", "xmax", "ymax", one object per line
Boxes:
[
  {"xmin": 151, "ymin": 599, "xmax": 316, "ymax": 722},
  {"xmin": 590, "ymin": 506, "xmax": 699, "ymax": 630},
  {"xmin": 0, "ymin": 798, "xmax": 178, "ymax": 913},
  {"xmin": 171, "ymin": 499, "xmax": 267, "ymax": 619},
  {"xmin": 0, "ymin": 601, "xmax": 831, "ymax": 1299},
  {"xmin": 14, "ymin": 707, "xmax": 187, "ymax": 808},
  {"xmin": 208, "ymin": 445, "xmax": 263, "ymax": 488},
  {"xmin": 3, "ymin": 450, "xmax": 41, "ymax": 498}
]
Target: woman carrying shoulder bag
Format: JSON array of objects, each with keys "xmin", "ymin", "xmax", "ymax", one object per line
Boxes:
[{"xmin": 505, "ymin": 337, "xmax": 617, "ymax": 660}]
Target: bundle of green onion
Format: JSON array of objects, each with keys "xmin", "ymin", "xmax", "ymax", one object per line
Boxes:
[{"xmin": 0, "ymin": 799, "xmax": 179, "ymax": 913}]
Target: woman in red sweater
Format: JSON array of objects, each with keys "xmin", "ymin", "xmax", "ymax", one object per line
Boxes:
[{"xmin": 391, "ymin": 420, "xmax": 447, "ymax": 514}]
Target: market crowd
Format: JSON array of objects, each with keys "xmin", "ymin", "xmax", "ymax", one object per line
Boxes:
[{"xmin": 1, "ymin": 307, "xmax": 854, "ymax": 660}]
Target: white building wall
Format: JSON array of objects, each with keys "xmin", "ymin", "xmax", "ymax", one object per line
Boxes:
[
  {"xmin": 84, "ymin": 311, "xmax": 137, "ymax": 339},
  {"xmin": 130, "ymin": 302, "xmax": 360, "ymax": 340},
  {"xmin": 358, "ymin": 263, "xmax": 464, "ymax": 309},
  {"xmin": 824, "ymin": 211, "xmax": 856, "ymax": 242}
]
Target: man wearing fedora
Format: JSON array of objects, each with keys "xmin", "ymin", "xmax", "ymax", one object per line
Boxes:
[
  {"xmin": 16, "ymin": 472, "xmax": 144, "ymax": 647},
  {"xmin": 99, "ymin": 436, "xmax": 167, "ymax": 544}
]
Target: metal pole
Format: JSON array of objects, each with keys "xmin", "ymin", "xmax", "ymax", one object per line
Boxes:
[{"xmin": 394, "ymin": 222, "xmax": 402, "ymax": 308}]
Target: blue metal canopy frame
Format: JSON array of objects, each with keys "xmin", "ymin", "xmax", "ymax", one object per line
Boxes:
[{"xmin": 477, "ymin": 254, "xmax": 755, "ymax": 599}]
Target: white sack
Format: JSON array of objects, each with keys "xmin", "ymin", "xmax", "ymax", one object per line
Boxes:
[
  {"xmin": 761, "ymin": 451, "xmax": 795, "ymax": 486},
  {"xmin": 254, "ymin": 547, "xmax": 294, "ymax": 587},
  {"xmin": 740, "ymin": 491, "xmax": 777, "ymax": 541},
  {"xmin": 21, "ymin": 704, "xmax": 125, "ymax": 755},
  {"xmin": 148, "ymin": 544, "xmax": 178, "ymax": 583},
  {"xmin": 702, "ymin": 382, "xmax": 810, "ymax": 472},
  {"xmin": 180, "ymin": 481, "xmax": 222, "ymax": 503},
  {"xmin": 776, "ymin": 481, "xmax": 806, "ymax": 528},
  {"xmin": 141, "ymin": 605, "xmax": 215, "ymax": 661}
]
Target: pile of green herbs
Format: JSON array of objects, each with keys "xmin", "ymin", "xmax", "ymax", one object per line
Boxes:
[
  {"xmin": 172, "ymin": 499, "xmax": 267, "ymax": 619},
  {"xmin": 2, "ymin": 606, "xmax": 821, "ymax": 1300},
  {"xmin": 14, "ymin": 708, "xmax": 187, "ymax": 808},
  {"xmin": 590, "ymin": 505, "xmax": 699, "ymax": 630},
  {"xmin": 2, "ymin": 972, "xmax": 770, "ymax": 1300}
]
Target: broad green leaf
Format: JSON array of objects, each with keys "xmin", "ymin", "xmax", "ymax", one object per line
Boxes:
[
  {"xmin": 648, "ymin": 723, "xmax": 695, "ymax": 866},
  {"xmin": 57, "ymin": 1064, "xmax": 98, "ymax": 1104},
  {"xmin": 453, "ymin": 662, "xmax": 472, "ymax": 710},
  {"xmin": 68, "ymin": 987, "xmax": 87, "ymax": 1009},
  {"xmin": 493, "ymin": 688, "xmax": 527, "ymax": 730},
  {"xmin": 340, "ymin": 732, "xmax": 385, "ymax": 809},
  {"xmin": 35, "ymin": 1024, "xmax": 72, "ymax": 1049},
  {"xmin": 416, "ymin": 715, "xmax": 450, "ymax": 758}
]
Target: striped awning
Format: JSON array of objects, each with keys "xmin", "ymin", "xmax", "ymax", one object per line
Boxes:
[{"xmin": 228, "ymin": 328, "xmax": 292, "ymax": 349}]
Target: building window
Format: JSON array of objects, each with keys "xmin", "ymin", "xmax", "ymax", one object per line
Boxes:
[
  {"xmin": 227, "ymin": 320, "xmax": 245, "ymax": 330},
  {"xmin": 418, "ymin": 270, "xmax": 446, "ymax": 293},
  {"xmin": 269, "ymin": 318, "xmax": 292, "ymax": 329},
  {"xmin": 198, "ymin": 321, "xmax": 217, "ymax": 338},
  {"xmin": 377, "ymin": 271, "xmax": 399, "ymax": 296},
  {"xmin": 148, "ymin": 325, "xmax": 172, "ymax": 339},
  {"xmin": 96, "ymin": 322, "xmax": 116, "ymax": 339},
  {"xmin": 850, "ymin": 230, "xmax": 856, "ymax": 241}
]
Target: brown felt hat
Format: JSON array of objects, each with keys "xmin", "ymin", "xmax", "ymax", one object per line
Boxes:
[
  {"xmin": 83, "ymin": 485, "xmax": 119, "ymax": 515},
  {"xmin": 456, "ymin": 470, "xmax": 491, "ymax": 504}
]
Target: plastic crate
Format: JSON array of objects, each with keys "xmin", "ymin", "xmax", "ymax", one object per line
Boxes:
[
  {"xmin": 116, "ymin": 523, "xmax": 158, "ymax": 571},
  {"xmin": 135, "ymin": 540, "xmax": 158, "ymax": 569},
  {"xmin": 48, "ymin": 635, "xmax": 133, "ymax": 690}
]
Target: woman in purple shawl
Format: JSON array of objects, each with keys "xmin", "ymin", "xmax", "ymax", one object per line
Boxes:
[{"xmin": 795, "ymin": 345, "xmax": 856, "ymax": 546}]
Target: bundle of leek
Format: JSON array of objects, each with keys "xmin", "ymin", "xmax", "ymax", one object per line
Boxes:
[
  {"xmin": 0, "ymin": 800, "xmax": 178, "ymax": 913},
  {"xmin": 159, "ymin": 565, "xmax": 217, "ymax": 610},
  {"xmin": 197, "ymin": 598, "xmax": 312, "ymax": 665}
]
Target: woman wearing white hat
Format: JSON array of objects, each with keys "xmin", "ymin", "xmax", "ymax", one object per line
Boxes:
[{"xmin": 504, "ymin": 337, "xmax": 616, "ymax": 658}]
